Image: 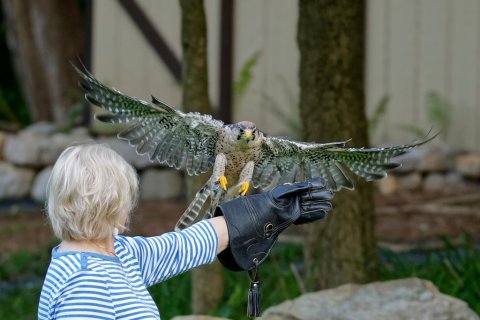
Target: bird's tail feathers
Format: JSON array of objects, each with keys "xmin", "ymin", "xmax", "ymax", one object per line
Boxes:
[{"xmin": 175, "ymin": 181, "xmax": 212, "ymax": 231}]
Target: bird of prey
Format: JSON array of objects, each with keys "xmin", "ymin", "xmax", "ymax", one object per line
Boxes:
[{"xmin": 75, "ymin": 67, "xmax": 436, "ymax": 231}]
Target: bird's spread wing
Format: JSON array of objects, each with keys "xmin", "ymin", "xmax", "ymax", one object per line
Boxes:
[
  {"xmin": 75, "ymin": 67, "xmax": 224, "ymax": 175},
  {"xmin": 253, "ymin": 134, "xmax": 437, "ymax": 191}
]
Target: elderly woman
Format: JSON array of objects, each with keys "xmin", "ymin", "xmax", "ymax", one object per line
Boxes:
[{"xmin": 38, "ymin": 143, "xmax": 332, "ymax": 319}]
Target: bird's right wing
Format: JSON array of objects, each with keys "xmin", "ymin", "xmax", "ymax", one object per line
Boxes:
[{"xmin": 75, "ymin": 67, "xmax": 224, "ymax": 175}]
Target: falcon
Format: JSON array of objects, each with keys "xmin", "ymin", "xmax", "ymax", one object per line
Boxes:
[{"xmin": 75, "ymin": 67, "xmax": 436, "ymax": 231}]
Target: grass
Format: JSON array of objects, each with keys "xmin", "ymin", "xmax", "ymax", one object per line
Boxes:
[
  {"xmin": 0, "ymin": 240, "xmax": 479, "ymax": 320},
  {"xmin": 379, "ymin": 237, "xmax": 480, "ymax": 314}
]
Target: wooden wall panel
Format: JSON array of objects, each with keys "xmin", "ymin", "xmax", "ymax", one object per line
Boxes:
[
  {"xmin": 92, "ymin": 0, "xmax": 480, "ymax": 150},
  {"xmin": 366, "ymin": 0, "xmax": 480, "ymax": 150},
  {"xmin": 448, "ymin": 0, "xmax": 479, "ymax": 150}
]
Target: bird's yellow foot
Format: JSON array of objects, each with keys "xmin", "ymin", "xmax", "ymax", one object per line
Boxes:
[
  {"xmin": 238, "ymin": 182, "xmax": 250, "ymax": 196},
  {"xmin": 219, "ymin": 175, "xmax": 228, "ymax": 191}
]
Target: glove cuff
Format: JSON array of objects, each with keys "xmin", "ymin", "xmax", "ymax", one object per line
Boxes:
[{"xmin": 215, "ymin": 194, "xmax": 300, "ymax": 271}]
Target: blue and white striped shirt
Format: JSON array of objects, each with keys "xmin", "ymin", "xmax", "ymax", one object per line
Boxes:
[{"xmin": 38, "ymin": 220, "xmax": 218, "ymax": 319}]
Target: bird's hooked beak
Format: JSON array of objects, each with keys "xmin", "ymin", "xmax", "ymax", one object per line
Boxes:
[{"xmin": 242, "ymin": 129, "xmax": 253, "ymax": 143}]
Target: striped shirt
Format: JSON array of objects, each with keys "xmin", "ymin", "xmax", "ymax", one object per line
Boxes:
[{"xmin": 38, "ymin": 220, "xmax": 218, "ymax": 319}]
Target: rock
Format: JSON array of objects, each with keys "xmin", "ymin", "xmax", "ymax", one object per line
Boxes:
[
  {"xmin": 23, "ymin": 121, "xmax": 57, "ymax": 135},
  {"xmin": 140, "ymin": 169, "xmax": 184, "ymax": 200},
  {"xmin": 398, "ymin": 172, "xmax": 422, "ymax": 191},
  {"xmin": 69, "ymin": 126, "xmax": 90, "ymax": 138},
  {"xmin": 4, "ymin": 131, "xmax": 46, "ymax": 166},
  {"xmin": 392, "ymin": 149, "xmax": 423, "ymax": 173},
  {"xmin": 0, "ymin": 161, "xmax": 35, "ymax": 200},
  {"xmin": 172, "ymin": 317, "xmax": 230, "ymax": 320},
  {"xmin": 444, "ymin": 171, "xmax": 468, "ymax": 192},
  {"xmin": 0, "ymin": 131, "xmax": 8, "ymax": 159},
  {"xmin": 263, "ymin": 278, "xmax": 479, "ymax": 320},
  {"xmin": 39, "ymin": 131, "xmax": 92, "ymax": 165},
  {"xmin": 455, "ymin": 153, "xmax": 480, "ymax": 178},
  {"xmin": 31, "ymin": 166, "xmax": 53, "ymax": 202},
  {"xmin": 377, "ymin": 175, "xmax": 398, "ymax": 195},
  {"xmin": 4, "ymin": 126, "xmax": 93, "ymax": 166},
  {"xmin": 417, "ymin": 145, "xmax": 455, "ymax": 172},
  {"xmin": 423, "ymin": 173, "xmax": 446, "ymax": 192},
  {"xmin": 97, "ymin": 137, "xmax": 154, "ymax": 169}
]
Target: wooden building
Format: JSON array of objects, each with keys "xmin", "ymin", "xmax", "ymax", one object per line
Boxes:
[{"xmin": 91, "ymin": 0, "xmax": 480, "ymax": 150}]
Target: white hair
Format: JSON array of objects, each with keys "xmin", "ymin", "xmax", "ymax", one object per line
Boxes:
[{"xmin": 47, "ymin": 143, "xmax": 138, "ymax": 241}]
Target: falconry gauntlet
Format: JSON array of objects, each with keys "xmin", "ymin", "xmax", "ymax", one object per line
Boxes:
[{"xmin": 215, "ymin": 177, "xmax": 333, "ymax": 271}]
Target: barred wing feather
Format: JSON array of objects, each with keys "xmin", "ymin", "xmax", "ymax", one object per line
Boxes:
[
  {"xmin": 253, "ymin": 135, "xmax": 436, "ymax": 191},
  {"xmin": 75, "ymin": 67, "xmax": 224, "ymax": 175}
]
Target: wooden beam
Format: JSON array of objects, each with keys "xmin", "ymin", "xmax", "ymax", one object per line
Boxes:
[
  {"xmin": 82, "ymin": 0, "xmax": 93, "ymax": 126},
  {"xmin": 117, "ymin": 0, "xmax": 182, "ymax": 82},
  {"xmin": 218, "ymin": 0, "xmax": 234, "ymax": 123}
]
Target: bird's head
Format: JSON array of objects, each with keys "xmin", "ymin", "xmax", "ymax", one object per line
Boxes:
[{"xmin": 228, "ymin": 121, "xmax": 262, "ymax": 146}]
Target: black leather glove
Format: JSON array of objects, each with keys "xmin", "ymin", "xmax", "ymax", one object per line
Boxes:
[{"xmin": 214, "ymin": 177, "xmax": 333, "ymax": 271}]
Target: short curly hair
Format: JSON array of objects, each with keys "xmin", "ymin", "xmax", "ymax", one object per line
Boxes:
[{"xmin": 47, "ymin": 143, "xmax": 138, "ymax": 241}]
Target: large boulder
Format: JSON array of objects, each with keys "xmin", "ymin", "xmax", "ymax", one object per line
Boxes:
[
  {"xmin": 0, "ymin": 131, "xmax": 8, "ymax": 160},
  {"xmin": 417, "ymin": 145, "xmax": 456, "ymax": 172},
  {"xmin": 0, "ymin": 161, "xmax": 35, "ymax": 200},
  {"xmin": 31, "ymin": 166, "xmax": 53, "ymax": 202},
  {"xmin": 3, "ymin": 125, "xmax": 91, "ymax": 167},
  {"xmin": 39, "ymin": 128, "xmax": 91, "ymax": 165},
  {"xmin": 3, "ymin": 130, "xmax": 46, "ymax": 166},
  {"xmin": 172, "ymin": 317, "xmax": 230, "ymax": 320},
  {"xmin": 263, "ymin": 278, "xmax": 479, "ymax": 320},
  {"xmin": 456, "ymin": 153, "xmax": 480, "ymax": 178},
  {"xmin": 377, "ymin": 174, "xmax": 398, "ymax": 195}
]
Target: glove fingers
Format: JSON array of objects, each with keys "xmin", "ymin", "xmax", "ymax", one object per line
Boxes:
[
  {"xmin": 301, "ymin": 189, "xmax": 334, "ymax": 203},
  {"xmin": 272, "ymin": 177, "xmax": 328, "ymax": 200},
  {"xmin": 301, "ymin": 201, "xmax": 332, "ymax": 213},
  {"xmin": 294, "ymin": 210, "xmax": 328, "ymax": 225}
]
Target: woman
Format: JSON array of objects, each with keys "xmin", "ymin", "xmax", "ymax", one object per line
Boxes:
[{"xmin": 38, "ymin": 143, "xmax": 332, "ymax": 319}]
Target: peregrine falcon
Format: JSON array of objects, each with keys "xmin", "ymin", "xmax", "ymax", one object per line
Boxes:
[{"xmin": 75, "ymin": 67, "xmax": 436, "ymax": 230}]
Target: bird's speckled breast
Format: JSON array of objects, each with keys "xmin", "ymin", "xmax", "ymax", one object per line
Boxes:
[{"xmin": 215, "ymin": 138, "xmax": 261, "ymax": 182}]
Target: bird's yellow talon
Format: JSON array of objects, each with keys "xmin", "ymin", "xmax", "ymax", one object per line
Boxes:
[
  {"xmin": 219, "ymin": 176, "xmax": 228, "ymax": 191},
  {"xmin": 238, "ymin": 182, "xmax": 250, "ymax": 196}
]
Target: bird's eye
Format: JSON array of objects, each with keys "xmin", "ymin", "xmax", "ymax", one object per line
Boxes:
[{"xmin": 239, "ymin": 129, "xmax": 244, "ymax": 133}]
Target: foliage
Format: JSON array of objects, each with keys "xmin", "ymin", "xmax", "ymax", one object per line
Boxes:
[
  {"xmin": 425, "ymin": 91, "xmax": 451, "ymax": 139},
  {"xmin": 398, "ymin": 91, "xmax": 452, "ymax": 139},
  {"xmin": 232, "ymin": 50, "xmax": 302, "ymax": 138},
  {"xmin": 369, "ymin": 91, "xmax": 452, "ymax": 141},
  {"xmin": 233, "ymin": 51, "xmax": 261, "ymax": 105},
  {"xmin": 0, "ymin": 286, "xmax": 40, "ymax": 320},
  {"xmin": 0, "ymin": 249, "xmax": 50, "ymax": 281},
  {"xmin": 148, "ymin": 272, "xmax": 192, "ymax": 319},
  {"xmin": 1, "ymin": 239, "xmax": 479, "ymax": 319},
  {"xmin": 261, "ymin": 77, "xmax": 303, "ymax": 139},
  {"xmin": 368, "ymin": 95, "xmax": 389, "ymax": 137},
  {"xmin": 380, "ymin": 236, "xmax": 480, "ymax": 315},
  {"xmin": 58, "ymin": 100, "xmax": 86, "ymax": 132}
]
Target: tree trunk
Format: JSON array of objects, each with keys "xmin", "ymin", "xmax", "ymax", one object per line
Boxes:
[
  {"xmin": 297, "ymin": 0, "xmax": 378, "ymax": 289},
  {"xmin": 1, "ymin": 0, "xmax": 84, "ymax": 123},
  {"xmin": 179, "ymin": 0, "xmax": 224, "ymax": 314}
]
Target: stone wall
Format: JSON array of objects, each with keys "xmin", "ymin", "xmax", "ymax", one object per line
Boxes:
[
  {"xmin": 1, "ymin": 123, "xmax": 480, "ymax": 204},
  {"xmin": 377, "ymin": 144, "xmax": 480, "ymax": 195},
  {"xmin": 0, "ymin": 123, "xmax": 184, "ymax": 203}
]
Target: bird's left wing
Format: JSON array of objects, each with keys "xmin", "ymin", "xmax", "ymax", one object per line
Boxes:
[
  {"xmin": 75, "ymin": 67, "xmax": 224, "ymax": 175},
  {"xmin": 253, "ymin": 134, "xmax": 436, "ymax": 191}
]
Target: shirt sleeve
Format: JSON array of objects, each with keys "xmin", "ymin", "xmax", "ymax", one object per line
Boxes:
[
  {"xmin": 120, "ymin": 220, "xmax": 218, "ymax": 287},
  {"xmin": 52, "ymin": 271, "xmax": 116, "ymax": 320}
]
